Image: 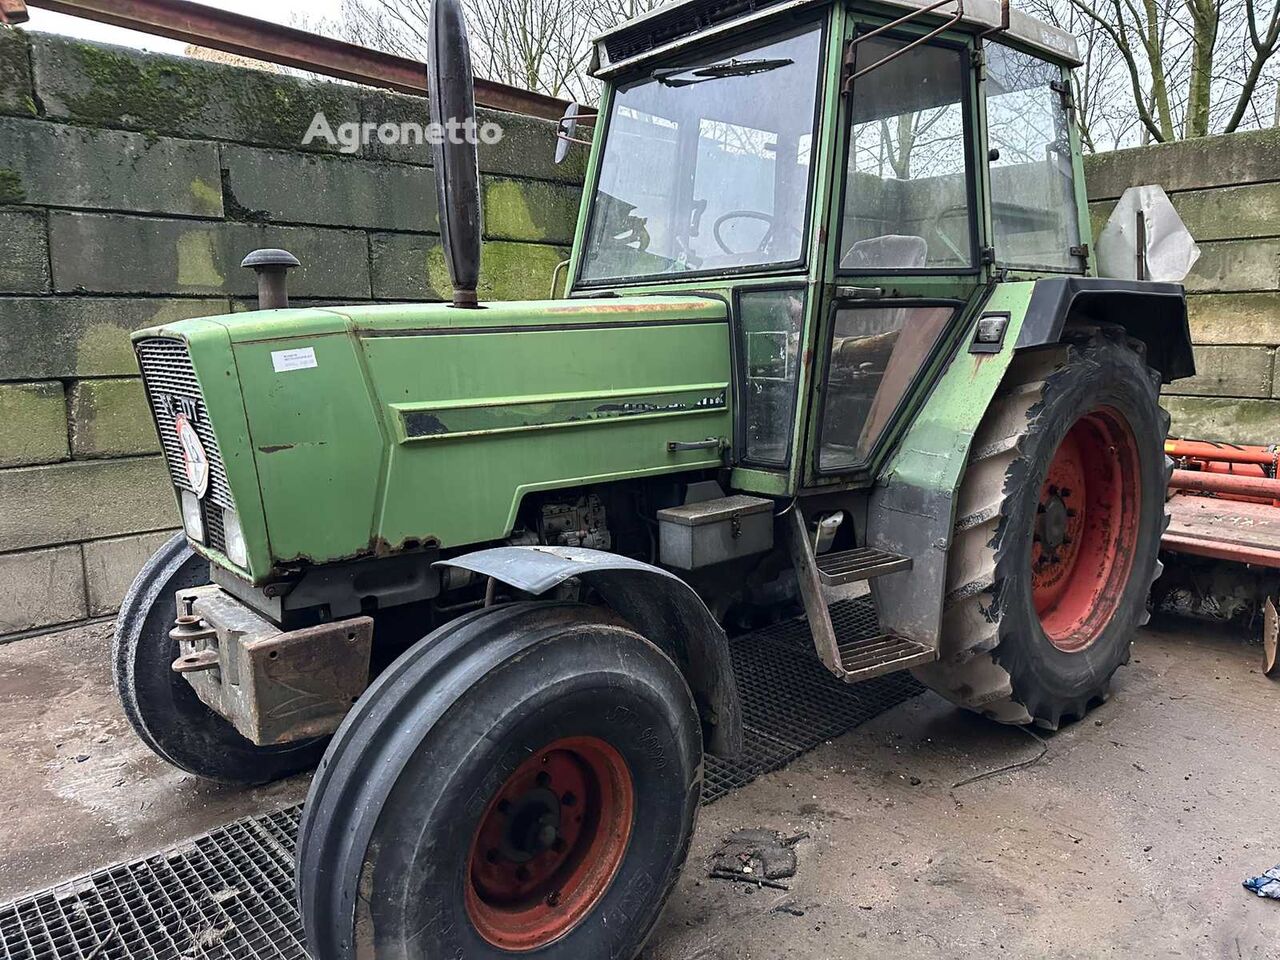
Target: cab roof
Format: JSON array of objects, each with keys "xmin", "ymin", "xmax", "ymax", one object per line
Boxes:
[{"xmin": 592, "ymin": 0, "xmax": 1080, "ymax": 78}]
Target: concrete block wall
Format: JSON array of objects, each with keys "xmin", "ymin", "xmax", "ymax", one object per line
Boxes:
[
  {"xmin": 1083, "ymin": 129, "xmax": 1280, "ymax": 441},
  {"xmin": 0, "ymin": 26, "xmax": 584, "ymax": 637},
  {"xmin": 0, "ymin": 21, "xmax": 1273, "ymax": 640}
]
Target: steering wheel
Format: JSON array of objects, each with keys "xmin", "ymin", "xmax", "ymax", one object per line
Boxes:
[{"xmin": 713, "ymin": 210, "xmax": 800, "ymax": 256}]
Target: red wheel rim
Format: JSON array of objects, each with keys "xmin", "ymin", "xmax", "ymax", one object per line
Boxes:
[
  {"xmin": 1032, "ymin": 407, "xmax": 1142, "ymax": 653},
  {"xmin": 465, "ymin": 736, "xmax": 634, "ymax": 951}
]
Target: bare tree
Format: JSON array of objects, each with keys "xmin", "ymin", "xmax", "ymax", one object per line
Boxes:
[
  {"xmin": 301, "ymin": 0, "xmax": 669, "ymax": 103},
  {"xmin": 1027, "ymin": 0, "xmax": 1280, "ymax": 147}
]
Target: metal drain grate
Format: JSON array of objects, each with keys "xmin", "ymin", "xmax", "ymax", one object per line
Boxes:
[
  {"xmin": 704, "ymin": 598, "xmax": 923, "ymax": 801},
  {"xmin": 0, "ymin": 599, "xmax": 922, "ymax": 960},
  {"xmin": 0, "ymin": 810, "xmax": 306, "ymax": 960}
]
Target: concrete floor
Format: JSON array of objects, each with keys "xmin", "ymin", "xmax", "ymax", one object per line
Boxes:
[{"xmin": 1, "ymin": 615, "xmax": 1276, "ymax": 959}]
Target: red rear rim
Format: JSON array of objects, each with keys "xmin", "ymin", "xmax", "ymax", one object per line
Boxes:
[
  {"xmin": 1032, "ymin": 407, "xmax": 1142, "ymax": 653},
  {"xmin": 465, "ymin": 736, "xmax": 634, "ymax": 951}
]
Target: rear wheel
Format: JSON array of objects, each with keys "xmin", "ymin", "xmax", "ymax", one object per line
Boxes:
[
  {"xmin": 298, "ymin": 602, "xmax": 702, "ymax": 960},
  {"xmin": 915, "ymin": 327, "xmax": 1170, "ymax": 728},
  {"xmin": 112, "ymin": 532, "xmax": 326, "ymax": 784}
]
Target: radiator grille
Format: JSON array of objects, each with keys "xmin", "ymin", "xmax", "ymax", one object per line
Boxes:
[{"xmin": 136, "ymin": 338, "xmax": 233, "ymax": 555}]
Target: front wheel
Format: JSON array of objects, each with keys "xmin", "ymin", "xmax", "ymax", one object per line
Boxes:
[
  {"xmin": 916, "ymin": 327, "xmax": 1170, "ymax": 728},
  {"xmin": 112, "ymin": 532, "xmax": 326, "ymax": 783},
  {"xmin": 297, "ymin": 602, "xmax": 702, "ymax": 960}
]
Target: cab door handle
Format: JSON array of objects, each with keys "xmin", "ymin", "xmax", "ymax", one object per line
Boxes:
[{"xmin": 667, "ymin": 438, "xmax": 723, "ymax": 453}]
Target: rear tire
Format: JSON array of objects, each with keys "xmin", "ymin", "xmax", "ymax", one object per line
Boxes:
[
  {"xmin": 915, "ymin": 328, "xmax": 1170, "ymax": 728},
  {"xmin": 112, "ymin": 532, "xmax": 326, "ymax": 784},
  {"xmin": 298, "ymin": 602, "xmax": 702, "ymax": 960}
]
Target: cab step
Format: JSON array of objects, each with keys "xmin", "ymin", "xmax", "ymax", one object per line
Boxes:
[
  {"xmin": 835, "ymin": 633, "xmax": 933, "ymax": 679},
  {"xmin": 816, "ymin": 547, "xmax": 911, "ymax": 586},
  {"xmin": 785, "ymin": 504, "xmax": 936, "ymax": 683}
]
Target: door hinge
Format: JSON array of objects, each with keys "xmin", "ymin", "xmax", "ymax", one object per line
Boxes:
[
  {"xmin": 980, "ymin": 246, "xmax": 997, "ymax": 266},
  {"xmin": 1069, "ymin": 243, "xmax": 1090, "ymax": 262},
  {"xmin": 1050, "ymin": 79, "xmax": 1075, "ymax": 112},
  {"xmin": 840, "ymin": 41, "xmax": 856, "ymax": 96}
]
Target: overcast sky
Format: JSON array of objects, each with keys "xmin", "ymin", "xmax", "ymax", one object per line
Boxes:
[{"xmin": 22, "ymin": 1, "xmax": 347, "ymax": 55}]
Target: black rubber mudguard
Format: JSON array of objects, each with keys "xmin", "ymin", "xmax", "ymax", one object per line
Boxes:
[{"xmin": 1017, "ymin": 277, "xmax": 1194, "ymax": 382}]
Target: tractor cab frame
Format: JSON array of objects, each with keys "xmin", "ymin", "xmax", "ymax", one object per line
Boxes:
[{"xmin": 572, "ymin": 0, "xmax": 1091, "ymax": 498}]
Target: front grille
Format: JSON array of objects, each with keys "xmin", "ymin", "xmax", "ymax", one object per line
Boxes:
[
  {"xmin": 136, "ymin": 338, "xmax": 234, "ymax": 555},
  {"xmin": 604, "ymin": 0, "xmax": 785, "ymax": 64}
]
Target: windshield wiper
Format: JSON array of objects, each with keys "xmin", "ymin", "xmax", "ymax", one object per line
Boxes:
[{"xmin": 652, "ymin": 57, "xmax": 794, "ymax": 87}]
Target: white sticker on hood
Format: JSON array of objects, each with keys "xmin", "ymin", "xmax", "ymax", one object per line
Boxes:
[{"xmin": 271, "ymin": 347, "xmax": 318, "ymax": 372}]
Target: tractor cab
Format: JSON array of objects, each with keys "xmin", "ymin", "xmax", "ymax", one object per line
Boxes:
[{"xmin": 569, "ymin": 0, "xmax": 1088, "ymax": 494}]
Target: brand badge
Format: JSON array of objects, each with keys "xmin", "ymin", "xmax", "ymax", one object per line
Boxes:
[{"xmin": 174, "ymin": 414, "xmax": 210, "ymax": 499}]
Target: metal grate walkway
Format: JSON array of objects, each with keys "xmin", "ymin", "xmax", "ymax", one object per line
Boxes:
[{"xmin": 0, "ymin": 599, "xmax": 923, "ymax": 960}]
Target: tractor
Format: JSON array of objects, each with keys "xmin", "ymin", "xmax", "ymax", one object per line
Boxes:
[{"xmin": 114, "ymin": 0, "xmax": 1193, "ymax": 956}]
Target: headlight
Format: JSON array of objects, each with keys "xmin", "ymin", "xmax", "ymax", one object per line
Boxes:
[
  {"xmin": 222, "ymin": 508, "xmax": 248, "ymax": 568},
  {"xmin": 180, "ymin": 490, "xmax": 204, "ymax": 543}
]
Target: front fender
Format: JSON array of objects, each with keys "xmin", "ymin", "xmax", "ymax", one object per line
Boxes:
[{"xmin": 435, "ymin": 546, "xmax": 743, "ymax": 757}]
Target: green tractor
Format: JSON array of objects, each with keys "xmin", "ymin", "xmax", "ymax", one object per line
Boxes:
[{"xmin": 115, "ymin": 0, "xmax": 1193, "ymax": 955}]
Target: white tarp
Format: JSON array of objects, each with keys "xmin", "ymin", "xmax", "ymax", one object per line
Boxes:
[{"xmin": 1096, "ymin": 184, "xmax": 1201, "ymax": 283}]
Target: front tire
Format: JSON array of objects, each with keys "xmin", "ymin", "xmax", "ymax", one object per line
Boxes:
[
  {"xmin": 298, "ymin": 602, "xmax": 702, "ymax": 960},
  {"xmin": 915, "ymin": 327, "xmax": 1170, "ymax": 728},
  {"xmin": 112, "ymin": 532, "xmax": 326, "ymax": 784}
]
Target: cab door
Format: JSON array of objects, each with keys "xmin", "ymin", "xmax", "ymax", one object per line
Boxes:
[{"xmin": 803, "ymin": 9, "xmax": 989, "ymax": 487}]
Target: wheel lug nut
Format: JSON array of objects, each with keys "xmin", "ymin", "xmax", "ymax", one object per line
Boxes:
[
  {"xmin": 562, "ymin": 792, "xmax": 576, "ymax": 807},
  {"xmin": 497, "ymin": 799, "xmax": 511, "ymax": 815},
  {"xmin": 486, "ymin": 848, "xmax": 499, "ymax": 864},
  {"xmin": 536, "ymin": 771, "xmax": 551, "ymax": 788},
  {"xmin": 547, "ymin": 891, "xmax": 562, "ymax": 907}
]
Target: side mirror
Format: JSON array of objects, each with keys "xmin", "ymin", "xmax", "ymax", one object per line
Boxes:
[{"xmin": 554, "ymin": 101, "xmax": 597, "ymax": 165}]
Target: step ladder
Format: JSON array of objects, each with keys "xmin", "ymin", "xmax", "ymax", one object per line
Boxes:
[{"xmin": 785, "ymin": 505, "xmax": 936, "ymax": 682}]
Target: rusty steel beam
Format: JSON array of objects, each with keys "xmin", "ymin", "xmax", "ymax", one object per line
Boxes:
[
  {"xmin": 23, "ymin": 0, "xmax": 569, "ymax": 119},
  {"xmin": 0, "ymin": 0, "xmax": 30, "ymax": 24},
  {"xmin": 1169, "ymin": 468, "xmax": 1280, "ymax": 501},
  {"xmin": 1165, "ymin": 439, "xmax": 1278, "ymax": 468}
]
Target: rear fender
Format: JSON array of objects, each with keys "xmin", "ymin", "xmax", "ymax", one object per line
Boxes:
[
  {"xmin": 1016, "ymin": 277, "xmax": 1194, "ymax": 382},
  {"xmin": 435, "ymin": 546, "xmax": 743, "ymax": 757}
]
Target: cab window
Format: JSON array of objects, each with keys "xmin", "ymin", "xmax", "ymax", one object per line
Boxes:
[
  {"xmin": 985, "ymin": 43, "xmax": 1084, "ymax": 272},
  {"xmin": 839, "ymin": 36, "xmax": 975, "ymax": 273}
]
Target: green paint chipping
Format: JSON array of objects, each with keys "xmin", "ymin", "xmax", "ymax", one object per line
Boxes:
[{"xmin": 0, "ymin": 168, "xmax": 23, "ymax": 205}]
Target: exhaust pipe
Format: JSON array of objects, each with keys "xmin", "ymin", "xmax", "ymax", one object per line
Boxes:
[{"xmin": 427, "ymin": 0, "xmax": 483, "ymax": 308}]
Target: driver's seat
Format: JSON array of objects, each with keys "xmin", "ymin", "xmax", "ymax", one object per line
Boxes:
[{"xmin": 839, "ymin": 234, "xmax": 927, "ymax": 271}]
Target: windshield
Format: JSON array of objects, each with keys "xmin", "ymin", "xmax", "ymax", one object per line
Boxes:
[{"xmin": 579, "ymin": 23, "xmax": 825, "ymax": 284}]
